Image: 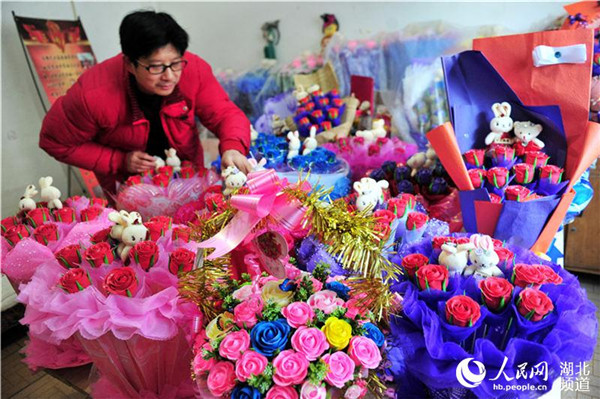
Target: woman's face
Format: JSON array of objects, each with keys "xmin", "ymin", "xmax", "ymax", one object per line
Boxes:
[{"xmin": 127, "ymin": 44, "xmax": 183, "ymax": 96}]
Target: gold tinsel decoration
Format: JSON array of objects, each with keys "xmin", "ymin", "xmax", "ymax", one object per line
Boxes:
[
  {"xmin": 366, "ymin": 373, "xmax": 387, "ymax": 399},
  {"xmin": 345, "ymin": 277, "xmax": 401, "ymax": 326}
]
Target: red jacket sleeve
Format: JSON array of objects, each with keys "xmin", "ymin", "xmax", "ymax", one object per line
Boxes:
[
  {"xmin": 192, "ymin": 58, "xmax": 251, "ymax": 155},
  {"xmin": 39, "ymin": 82, "xmax": 127, "ymax": 175}
]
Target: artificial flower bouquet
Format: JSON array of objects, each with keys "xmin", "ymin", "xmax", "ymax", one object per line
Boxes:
[
  {"xmin": 18, "ymin": 211, "xmax": 202, "ymax": 397},
  {"xmin": 191, "ymin": 265, "xmax": 386, "ymax": 399},
  {"xmin": 116, "ymin": 160, "xmax": 220, "ymax": 220},
  {"xmin": 386, "ymin": 233, "xmax": 597, "ymax": 398}
]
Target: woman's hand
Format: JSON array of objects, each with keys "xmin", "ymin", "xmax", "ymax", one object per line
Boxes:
[
  {"xmin": 125, "ymin": 151, "xmax": 156, "ymax": 173},
  {"xmin": 221, "ymin": 150, "xmax": 252, "ymax": 174}
]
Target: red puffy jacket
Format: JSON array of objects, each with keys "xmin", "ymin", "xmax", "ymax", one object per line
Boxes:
[{"xmin": 39, "ymin": 52, "xmax": 249, "ymax": 195}]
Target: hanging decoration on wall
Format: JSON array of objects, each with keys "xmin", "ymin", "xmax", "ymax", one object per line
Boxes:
[
  {"xmin": 261, "ymin": 20, "xmax": 280, "ymax": 60},
  {"xmin": 320, "ymin": 13, "xmax": 339, "ymax": 52}
]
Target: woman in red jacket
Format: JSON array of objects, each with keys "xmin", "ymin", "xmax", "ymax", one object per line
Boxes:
[{"xmin": 39, "ymin": 10, "xmax": 252, "ymax": 196}]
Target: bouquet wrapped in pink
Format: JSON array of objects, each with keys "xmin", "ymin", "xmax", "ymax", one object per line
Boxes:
[
  {"xmin": 18, "ymin": 211, "xmax": 202, "ymax": 398},
  {"xmin": 191, "ymin": 264, "xmax": 386, "ymax": 398}
]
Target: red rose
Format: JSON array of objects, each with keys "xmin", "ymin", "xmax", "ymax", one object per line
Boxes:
[
  {"xmin": 91, "ymin": 198, "xmax": 108, "ymax": 208},
  {"xmin": 536, "ymin": 265, "xmax": 563, "ymax": 285},
  {"xmin": 169, "ymin": 248, "xmax": 196, "ymax": 275},
  {"xmin": 432, "ymin": 236, "xmax": 456, "ymax": 249},
  {"xmin": 492, "ymin": 238, "xmax": 503, "ymax": 248},
  {"xmin": 445, "ymin": 295, "xmax": 482, "ymax": 327},
  {"xmin": 80, "ymin": 206, "xmax": 103, "ymax": 222},
  {"xmin": 401, "ymin": 253, "xmax": 429, "ymax": 278},
  {"xmin": 180, "ymin": 166, "xmax": 195, "ymax": 178},
  {"xmin": 59, "ymin": 268, "xmax": 92, "ymax": 293},
  {"xmin": 52, "ymin": 207, "xmax": 76, "ymax": 223},
  {"xmin": 368, "ymin": 144, "xmax": 381, "ymax": 156},
  {"xmin": 524, "ymin": 193, "xmax": 544, "ymax": 201},
  {"xmin": 1, "ymin": 216, "xmax": 19, "ymax": 234},
  {"xmin": 4, "ymin": 224, "xmax": 30, "ymax": 246},
  {"xmin": 55, "ymin": 244, "xmax": 83, "ymax": 268},
  {"xmin": 64, "ymin": 196, "xmax": 82, "ymax": 206},
  {"xmin": 126, "ymin": 175, "xmax": 142, "ymax": 186},
  {"xmin": 513, "ymin": 141, "xmax": 542, "ymax": 157},
  {"xmin": 172, "ymin": 226, "xmax": 191, "ymax": 242},
  {"xmin": 152, "ymin": 173, "xmax": 170, "ymax": 187},
  {"xmin": 141, "ymin": 169, "xmax": 155, "ymax": 178},
  {"xmin": 504, "ymin": 185, "xmax": 531, "ymax": 202},
  {"xmin": 512, "ymin": 163, "xmax": 535, "ymax": 184},
  {"xmin": 455, "ymin": 237, "xmax": 471, "ymax": 245},
  {"xmin": 516, "ymin": 288, "xmax": 554, "ymax": 321},
  {"xmin": 84, "ymin": 242, "xmax": 114, "ymax": 267},
  {"xmin": 103, "ymin": 267, "xmax": 139, "ymax": 297},
  {"xmin": 205, "ymin": 193, "xmax": 226, "ymax": 212},
  {"xmin": 373, "ymin": 209, "xmax": 395, "ymax": 225},
  {"xmin": 373, "ymin": 222, "xmax": 391, "ymax": 240},
  {"xmin": 26, "ymin": 207, "xmax": 51, "ymax": 227},
  {"xmin": 524, "ymin": 151, "xmax": 549, "ymax": 168},
  {"xmin": 157, "ymin": 166, "xmax": 174, "ymax": 178},
  {"xmin": 489, "ymin": 193, "xmax": 503, "ymax": 203},
  {"xmin": 182, "ymin": 160, "xmax": 194, "ymax": 168},
  {"xmin": 486, "ymin": 167, "xmax": 509, "ymax": 188},
  {"xmin": 468, "ymin": 169, "xmax": 486, "ymax": 188},
  {"xmin": 388, "ymin": 194, "xmax": 416, "ymax": 218},
  {"xmin": 406, "ymin": 212, "xmax": 429, "ymax": 230},
  {"xmin": 144, "ymin": 221, "xmax": 165, "ymax": 241},
  {"xmin": 90, "ymin": 227, "xmax": 111, "ymax": 244},
  {"xmin": 416, "ymin": 264, "xmax": 449, "ymax": 291},
  {"xmin": 33, "ymin": 223, "xmax": 59, "ymax": 245},
  {"xmin": 130, "ymin": 241, "xmax": 159, "ymax": 271},
  {"xmin": 495, "ymin": 247, "xmax": 515, "ymax": 267},
  {"xmin": 376, "ymin": 137, "xmax": 389, "ymax": 146},
  {"xmin": 490, "ymin": 145, "xmax": 515, "ymax": 162},
  {"xmin": 149, "ymin": 216, "xmax": 172, "ymax": 231},
  {"xmin": 353, "ymin": 137, "xmax": 365, "ymax": 146},
  {"xmin": 479, "ymin": 277, "xmax": 513, "ymax": 312},
  {"xmin": 539, "ymin": 165, "xmax": 564, "ymax": 184},
  {"xmin": 464, "ymin": 149, "xmax": 485, "ymax": 167},
  {"xmin": 512, "ymin": 263, "xmax": 544, "ymax": 288}
]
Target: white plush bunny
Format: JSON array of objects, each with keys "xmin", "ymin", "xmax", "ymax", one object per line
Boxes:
[
  {"xmin": 424, "ymin": 146, "xmax": 438, "ymax": 169},
  {"xmin": 222, "ymin": 166, "xmax": 247, "ymax": 196},
  {"xmin": 18, "ymin": 184, "xmax": 38, "ymax": 212},
  {"xmin": 249, "ymin": 158, "xmax": 267, "ymax": 172},
  {"xmin": 164, "ymin": 148, "xmax": 181, "ymax": 172},
  {"xmin": 371, "ymin": 119, "xmax": 387, "ymax": 139},
  {"xmin": 287, "ymin": 130, "xmax": 301, "ymax": 160},
  {"xmin": 464, "ymin": 234, "xmax": 503, "ymax": 278},
  {"xmin": 302, "ymin": 126, "xmax": 318, "ymax": 156},
  {"xmin": 485, "ymin": 102, "xmax": 514, "ymax": 146},
  {"xmin": 39, "ymin": 176, "xmax": 62, "ymax": 209},
  {"xmin": 439, "ymin": 241, "xmax": 475, "ymax": 276},
  {"xmin": 513, "ymin": 121, "xmax": 545, "ymax": 149},
  {"xmin": 250, "ymin": 123, "xmax": 259, "ymax": 142},
  {"xmin": 117, "ymin": 213, "xmax": 148, "ymax": 262},
  {"xmin": 108, "ymin": 210, "xmax": 131, "ymax": 240},
  {"xmin": 353, "ymin": 177, "xmax": 389, "ymax": 214},
  {"xmin": 154, "ymin": 156, "xmax": 166, "ymax": 170}
]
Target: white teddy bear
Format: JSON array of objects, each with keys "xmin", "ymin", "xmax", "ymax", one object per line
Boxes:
[
  {"xmin": 39, "ymin": 176, "xmax": 62, "ymax": 209},
  {"xmin": 463, "ymin": 234, "xmax": 503, "ymax": 278},
  {"xmin": 154, "ymin": 156, "xmax": 166, "ymax": 170},
  {"xmin": 18, "ymin": 184, "xmax": 38, "ymax": 212},
  {"xmin": 165, "ymin": 148, "xmax": 181, "ymax": 172},
  {"xmin": 438, "ymin": 241, "xmax": 475, "ymax": 276},
  {"xmin": 302, "ymin": 126, "xmax": 318, "ymax": 156},
  {"xmin": 513, "ymin": 121, "xmax": 545, "ymax": 149},
  {"xmin": 287, "ymin": 131, "xmax": 301, "ymax": 160},
  {"xmin": 371, "ymin": 119, "xmax": 387, "ymax": 139},
  {"xmin": 485, "ymin": 102, "xmax": 514, "ymax": 146},
  {"xmin": 353, "ymin": 177, "xmax": 389, "ymax": 214},
  {"xmin": 222, "ymin": 166, "xmax": 247, "ymax": 196}
]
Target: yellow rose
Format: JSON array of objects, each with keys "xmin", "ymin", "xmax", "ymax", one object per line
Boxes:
[
  {"xmin": 321, "ymin": 316, "xmax": 353, "ymax": 350},
  {"xmin": 261, "ymin": 280, "xmax": 294, "ymax": 308},
  {"xmin": 205, "ymin": 312, "xmax": 234, "ymax": 340}
]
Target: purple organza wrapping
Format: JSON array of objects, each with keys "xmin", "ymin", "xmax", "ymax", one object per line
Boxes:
[
  {"xmin": 387, "ymin": 234, "xmax": 598, "ymax": 398},
  {"xmin": 295, "ymin": 235, "xmax": 348, "ymax": 276},
  {"xmin": 116, "ymin": 173, "xmax": 219, "ymax": 220}
]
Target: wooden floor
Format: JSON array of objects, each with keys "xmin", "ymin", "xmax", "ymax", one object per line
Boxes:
[{"xmin": 1, "ymin": 272, "xmax": 599, "ymax": 399}]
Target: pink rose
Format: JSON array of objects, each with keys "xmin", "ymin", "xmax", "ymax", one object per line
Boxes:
[
  {"xmin": 311, "ymin": 278, "xmax": 323, "ymax": 292},
  {"xmin": 193, "ymin": 346, "xmax": 216, "ymax": 376},
  {"xmin": 206, "ymin": 361, "xmax": 236, "ymax": 397},
  {"xmin": 232, "ymin": 284, "xmax": 254, "ymax": 301},
  {"xmin": 272, "ymin": 350, "xmax": 309, "ymax": 386},
  {"xmin": 218, "ymin": 329, "xmax": 250, "ymax": 361},
  {"xmin": 234, "ymin": 295, "xmax": 263, "ymax": 328},
  {"xmin": 307, "ymin": 290, "xmax": 344, "ymax": 314},
  {"xmin": 322, "ymin": 352, "xmax": 356, "ymax": 388},
  {"xmin": 300, "ymin": 382, "xmax": 326, "ymax": 399},
  {"xmin": 347, "ymin": 336, "xmax": 382, "ymax": 369},
  {"xmin": 235, "ymin": 350, "xmax": 268, "ymax": 382},
  {"xmin": 266, "ymin": 386, "xmax": 299, "ymax": 399},
  {"xmin": 291, "ymin": 327, "xmax": 329, "ymax": 361},
  {"xmin": 345, "ymin": 383, "xmax": 368, "ymax": 399},
  {"xmin": 282, "ymin": 302, "xmax": 315, "ymax": 328}
]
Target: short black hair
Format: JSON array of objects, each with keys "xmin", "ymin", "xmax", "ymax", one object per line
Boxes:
[{"xmin": 119, "ymin": 10, "xmax": 189, "ymax": 61}]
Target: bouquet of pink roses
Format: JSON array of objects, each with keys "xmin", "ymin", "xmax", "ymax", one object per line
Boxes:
[{"xmin": 192, "ymin": 264, "xmax": 386, "ymax": 399}]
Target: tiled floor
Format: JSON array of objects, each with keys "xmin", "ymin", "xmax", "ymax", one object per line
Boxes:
[{"xmin": 1, "ymin": 273, "xmax": 599, "ymax": 399}]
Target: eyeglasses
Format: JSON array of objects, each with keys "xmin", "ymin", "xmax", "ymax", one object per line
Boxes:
[{"xmin": 136, "ymin": 59, "xmax": 188, "ymax": 75}]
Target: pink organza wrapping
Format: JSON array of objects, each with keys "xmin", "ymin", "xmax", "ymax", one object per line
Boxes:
[
  {"xmin": 116, "ymin": 172, "xmax": 220, "ymax": 220},
  {"xmin": 21, "ymin": 333, "xmax": 91, "ymax": 371},
  {"xmin": 323, "ymin": 137, "xmax": 418, "ymax": 180}
]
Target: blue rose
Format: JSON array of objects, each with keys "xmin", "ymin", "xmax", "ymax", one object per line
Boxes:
[
  {"xmin": 250, "ymin": 319, "xmax": 290, "ymax": 357},
  {"xmin": 363, "ymin": 322, "xmax": 385, "ymax": 347},
  {"xmin": 325, "ymin": 281, "xmax": 350, "ymax": 301},
  {"xmin": 231, "ymin": 385, "xmax": 262, "ymax": 399}
]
